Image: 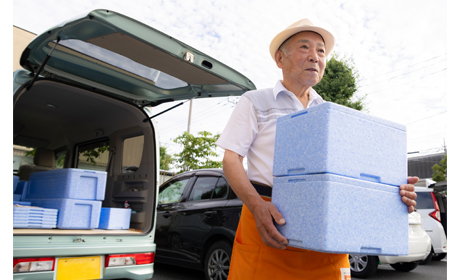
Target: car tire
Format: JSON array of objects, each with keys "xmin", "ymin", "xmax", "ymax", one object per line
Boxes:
[
  {"xmin": 390, "ymin": 262, "xmax": 418, "ymax": 272},
  {"xmin": 432, "ymin": 252, "xmax": 447, "ymax": 261},
  {"xmin": 349, "ymin": 255, "xmax": 379, "ymax": 279},
  {"xmin": 204, "ymin": 240, "xmax": 232, "ymax": 280},
  {"xmin": 419, "ymin": 246, "xmax": 433, "ymax": 265}
]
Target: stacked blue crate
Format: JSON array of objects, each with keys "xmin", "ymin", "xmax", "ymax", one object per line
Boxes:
[
  {"xmin": 22, "ymin": 169, "xmax": 107, "ymax": 229},
  {"xmin": 13, "ymin": 180, "xmax": 31, "ymax": 206},
  {"xmin": 271, "ymin": 102, "xmax": 408, "ymax": 255},
  {"xmin": 13, "ymin": 207, "xmax": 58, "ymax": 228}
]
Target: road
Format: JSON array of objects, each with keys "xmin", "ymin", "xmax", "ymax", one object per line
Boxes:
[{"xmin": 150, "ymin": 258, "xmax": 447, "ymax": 280}]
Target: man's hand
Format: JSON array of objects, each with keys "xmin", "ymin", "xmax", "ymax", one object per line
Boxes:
[
  {"xmin": 222, "ymin": 149, "xmax": 288, "ymax": 249},
  {"xmin": 252, "ymin": 200, "xmax": 288, "ymax": 250},
  {"xmin": 400, "ymin": 177, "xmax": 418, "ymax": 213}
]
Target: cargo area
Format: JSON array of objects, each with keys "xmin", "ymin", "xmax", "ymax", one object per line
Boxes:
[{"xmin": 13, "ymin": 78, "xmax": 157, "ymax": 235}]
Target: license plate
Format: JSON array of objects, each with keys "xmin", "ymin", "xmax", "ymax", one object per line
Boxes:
[{"xmin": 56, "ymin": 256, "xmax": 102, "ymax": 280}]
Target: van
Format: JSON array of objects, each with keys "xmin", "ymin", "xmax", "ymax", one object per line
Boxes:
[{"xmin": 13, "ymin": 9, "xmax": 255, "ymax": 280}]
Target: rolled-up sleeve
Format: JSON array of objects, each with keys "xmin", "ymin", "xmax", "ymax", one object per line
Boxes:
[{"xmin": 216, "ymin": 95, "xmax": 258, "ymax": 157}]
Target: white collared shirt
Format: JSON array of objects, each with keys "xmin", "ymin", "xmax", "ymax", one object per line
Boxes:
[{"xmin": 216, "ymin": 80, "xmax": 325, "ymax": 186}]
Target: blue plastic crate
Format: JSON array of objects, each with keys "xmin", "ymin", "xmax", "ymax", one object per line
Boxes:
[
  {"xmin": 98, "ymin": 208, "xmax": 131, "ymax": 229},
  {"xmin": 273, "ymin": 102, "xmax": 407, "ymax": 186},
  {"xmin": 13, "ymin": 201, "xmax": 32, "ymax": 206},
  {"xmin": 271, "ymin": 174, "xmax": 408, "ymax": 255},
  {"xmin": 25, "ymin": 198, "xmax": 101, "ymax": 229},
  {"xmin": 13, "ymin": 222, "xmax": 57, "ymax": 229},
  {"xmin": 13, "ymin": 206, "xmax": 58, "ymax": 217},
  {"xmin": 25, "ymin": 169, "xmax": 107, "ymax": 200},
  {"xmin": 13, "ymin": 206, "xmax": 58, "ymax": 228},
  {"xmin": 13, "ymin": 175, "xmax": 19, "ymax": 192}
]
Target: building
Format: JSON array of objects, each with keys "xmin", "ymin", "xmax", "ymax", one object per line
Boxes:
[{"xmin": 408, "ymin": 152, "xmax": 446, "ymax": 180}]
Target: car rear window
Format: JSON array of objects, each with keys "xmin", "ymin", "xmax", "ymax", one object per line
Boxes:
[{"xmin": 415, "ymin": 192, "xmax": 434, "ymax": 209}]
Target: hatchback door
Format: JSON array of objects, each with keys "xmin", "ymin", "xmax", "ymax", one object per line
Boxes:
[{"xmin": 19, "ymin": 9, "xmax": 256, "ymax": 107}]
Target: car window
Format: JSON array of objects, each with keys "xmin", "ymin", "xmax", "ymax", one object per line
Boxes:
[
  {"xmin": 213, "ymin": 178, "xmax": 228, "ymax": 199},
  {"xmin": 159, "ymin": 178, "xmax": 190, "ymax": 204},
  {"xmin": 415, "ymin": 192, "xmax": 434, "ymax": 209},
  {"xmin": 76, "ymin": 139, "xmax": 110, "ymax": 171},
  {"xmin": 122, "ymin": 135, "xmax": 144, "ymax": 173},
  {"xmin": 189, "ymin": 177, "xmax": 219, "ymax": 201}
]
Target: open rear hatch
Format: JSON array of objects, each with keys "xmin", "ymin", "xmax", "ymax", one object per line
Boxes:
[
  {"xmin": 14, "ymin": 9, "xmax": 255, "ymax": 236},
  {"xmin": 19, "ymin": 9, "xmax": 255, "ymax": 106}
]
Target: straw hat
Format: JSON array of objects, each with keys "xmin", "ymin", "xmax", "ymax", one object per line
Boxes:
[{"xmin": 269, "ymin": 18, "xmax": 335, "ymax": 61}]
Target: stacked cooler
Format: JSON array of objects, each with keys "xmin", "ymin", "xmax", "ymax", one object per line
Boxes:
[
  {"xmin": 13, "ymin": 175, "xmax": 56, "ymax": 228},
  {"xmin": 21, "ymin": 169, "xmax": 107, "ymax": 229},
  {"xmin": 272, "ymin": 102, "xmax": 409, "ymax": 255}
]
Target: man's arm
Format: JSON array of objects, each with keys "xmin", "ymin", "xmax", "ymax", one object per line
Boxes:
[{"xmin": 222, "ymin": 149, "xmax": 288, "ymax": 249}]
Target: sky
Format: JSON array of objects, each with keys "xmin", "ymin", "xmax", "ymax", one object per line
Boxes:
[{"xmin": 11, "ymin": 0, "xmax": 453, "ymax": 166}]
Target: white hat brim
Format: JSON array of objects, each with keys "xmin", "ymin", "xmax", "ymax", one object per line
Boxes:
[{"xmin": 269, "ymin": 25, "xmax": 335, "ymax": 61}]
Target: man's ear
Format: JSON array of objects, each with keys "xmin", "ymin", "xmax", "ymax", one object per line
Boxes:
[{"xmin": 275, "ymin": 50, "xmax": 284, "ymax": 69}]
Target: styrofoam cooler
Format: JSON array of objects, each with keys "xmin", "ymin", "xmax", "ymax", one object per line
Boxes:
[
  {"xmin": 273, "ymin": 102, "xmax": 407, "ymax": 186},
  {"xmin": 25, "ymin": 198, "xmax": 102, "ymax": 229},
  {"xmin": 25, "ymin": 169, "xmax": 107, "ymax": 200},
  {"xmin": 98, "ymin": 208, "xmax": 131, "ymax": 229},
  {"xmin": 272, "ymin": 174, "xmax": 408, "ymax": 255}
]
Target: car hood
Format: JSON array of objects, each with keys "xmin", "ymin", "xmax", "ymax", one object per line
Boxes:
[{"xmin": 19, "ymin": 9, "xmax": 256, "ymax": 106}]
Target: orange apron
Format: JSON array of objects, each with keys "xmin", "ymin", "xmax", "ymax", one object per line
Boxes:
[{"xmin": 228, "ymin": 197, "xmax": 350, "ymax": 280}]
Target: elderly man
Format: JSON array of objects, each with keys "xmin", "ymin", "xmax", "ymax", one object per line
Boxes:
[{"xmin": 216, "ymin": 18, "xmax": 417, "ymax": 280}]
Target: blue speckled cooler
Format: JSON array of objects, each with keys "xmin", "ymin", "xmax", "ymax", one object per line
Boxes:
[
  {"xmin": 272, "ymin": 174, "xmax": 408, "ymax": 255},
  {"xmin": 273, "ymin": 102, "xmax": 407, "ymax": 186},
  {"xmin": 24, "ymin": 198, "xmax": 102, "ymax": 229}
]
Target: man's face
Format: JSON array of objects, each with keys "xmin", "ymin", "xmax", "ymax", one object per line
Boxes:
[{"xmin": 276, "ymin": 31, "xmax": 326, "ymax": 88}]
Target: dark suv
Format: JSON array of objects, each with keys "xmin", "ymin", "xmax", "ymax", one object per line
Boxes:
[{"xmin": 155, "ymin": 169, "xmax": 242, "ymax": 280}]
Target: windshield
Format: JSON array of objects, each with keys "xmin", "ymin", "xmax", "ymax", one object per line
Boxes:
[{"xmin": 57, "ymin": 39, "xmax": 188, "ymax": 90}]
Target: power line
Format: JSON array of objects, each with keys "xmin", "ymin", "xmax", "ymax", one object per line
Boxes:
[
  {"xmin": 360, "ymin": 58, "xmax": 447, "ymax": 88},
  {"xmin": 364, "ymin": 67, "xmax": 447, "ymax": 95},
  {"xmin": 360, "ymin": 53, "xmax": 447, "ymax": 83},
  {"xmin": 405, "ymin": 110, "xmax": 447, "ymax": 125}
]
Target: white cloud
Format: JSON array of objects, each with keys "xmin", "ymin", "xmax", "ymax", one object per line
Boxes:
[{"xmin": 13, "ymin": 0, "xmax": 448, "ymax": 156}]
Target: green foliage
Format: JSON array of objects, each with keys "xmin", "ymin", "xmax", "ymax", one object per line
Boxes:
[
  {"xmin": 313, "ymin": 53, "xmax": 365, "ymax": 111},
  {"xmin": 173, "ymin": 131, "xmax": 222, "ymax": 173},
  {"xmin": 82, "ymin": 146, "xmax": 109, "ymax": 165},
  {"xmin": 160, "ymin": 146, "xmax": 173, "ymax": 170},
  {"xmin": 432, "ymin": 154, "xmax": 447, "ymax": 182}
]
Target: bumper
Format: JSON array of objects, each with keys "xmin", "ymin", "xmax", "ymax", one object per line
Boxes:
[
  {"xmin": 379, "ymin": 226, "xmax": 431, "ymax": 264},
  {"xmin": 13, "ymin": 263, "xmax": 154, "ymax": 280}
]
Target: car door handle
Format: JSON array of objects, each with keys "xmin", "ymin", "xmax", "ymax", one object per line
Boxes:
[
  {"xmin": 163, "ymin": 212, "xmax": 172, "ymax": 218},
  {"xmin": 204, "ymin": 211, "xmax": 217, "ymax": 217}
]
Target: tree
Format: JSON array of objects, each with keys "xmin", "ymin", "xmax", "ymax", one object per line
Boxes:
[
  {"xmin": 313, "ymin": 53, "xmax": 365, "ymax": 111},
  {"xmin": 173, "ymin": 131, "xmax": 222, "ymax": 173},
  {"xmin": 432, "ymin": 154, "xmax": 447, "ymax": 182},
  {"xmin": 160, "ymin": 146, "xmax": 173, "ymax": 170}
]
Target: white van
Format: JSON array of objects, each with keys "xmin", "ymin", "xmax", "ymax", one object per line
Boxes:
[{"xmin": 13, "ymin": 9, "xmax": 255, "ymax": 280}]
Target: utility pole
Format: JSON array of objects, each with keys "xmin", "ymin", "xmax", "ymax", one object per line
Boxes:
[{"xmin": 187, "ymin": 99, "xmax": 193, "ymax": 133}]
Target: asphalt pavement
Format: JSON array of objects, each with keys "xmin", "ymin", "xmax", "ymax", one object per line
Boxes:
[{"xmin": 151, "ymin": 257, "xmax": 447, "ymax": 280}]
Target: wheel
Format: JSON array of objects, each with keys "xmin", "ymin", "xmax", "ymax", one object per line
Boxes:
[
  {"xmin": 204, "ymin": 240, "xmax": 232, "ymax": 280},
  {"xmin": 390, "ymin": 262, "xmax": 418, "ymax": 272},
  {"xmin": 349, "ymin": 255, "xmax": 379, "ymax": 279},
  {"xmin": 419, "ymin": 246, "xmax": 433, "ymax": 265},
  {"xmin": 432, "ymin": 252, "xmax": 447, "ymax": 261}
]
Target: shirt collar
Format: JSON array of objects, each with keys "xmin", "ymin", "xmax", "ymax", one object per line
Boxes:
[{"xmin": 272, "ymin": 80, "xmax": 323, "ymax": 102}]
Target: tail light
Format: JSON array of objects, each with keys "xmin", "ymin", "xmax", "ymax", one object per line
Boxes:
[
  {"xmin": 13, "ymin": 257, "xmax": 55, "ymax": 273},
  {"xmin": 105, "ymin": 252, "xmax": 154, "ymax": 267},
  {"xmin": 428, "ymin": 192, "xmax": 442, "ymax": 223}
]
